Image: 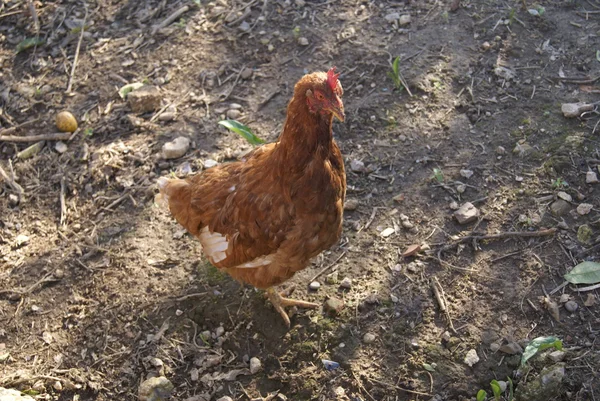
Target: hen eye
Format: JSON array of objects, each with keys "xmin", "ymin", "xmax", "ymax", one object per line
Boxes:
[{"xmin": 316, "ymin": 92, "xmax": 325, "ymax": 101}]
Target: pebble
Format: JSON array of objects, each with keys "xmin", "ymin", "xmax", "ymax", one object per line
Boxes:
[
  {"xmin": 15, "ymin": 234, "xmax": 30, "ymax": 247},
  {"xmin": 55, "ymin": 141, "xmax": 68, "ymax": 153},
  {"xmin": 241, "ymin": 67, "xmax": 253, "ymax": 79},
  {"xmin": 380, "ymin": 227, "xmax": 395, "ymax": 237},
  {"xmin": 204, "ymin": 159, "xmax": 218, "ymax": 168},
  {"xmin": 496, "ymin": 145, "xmax": 506, "ymax": 155},
  {"xmin": 499, "ymin": 342, "xmax": 523, "ymax": 355},
  {"xmin": 138, "ymin": 376, "xmax": 174, "ymax": 401},
  {"xmin": 162, "ymin": 137, "xmax": 190, "ymax": 159},
  {"xmin": 239, "ymin": 21, "xmax": 250, "ymax": 32},
  {"xmin": 349, "ymin": 159, "xmax": 366, "ymax": 173},
  {"xmin": 226, "ymin": 109, "xmax": 241, "ymax": 119},
  {"xmin": 548, "ymin": 350, "xmax": 566, "ymax": 362},
  {"xmin": 363, "ymin": 333, "xmax": 376, "ymax": 344},
  {"xmin": 496, "ymin": 381, "xmax": 507, "ymax": 393},
  {"xmin": 481, "ymin": 41, "xmax": 491, "ymax": 51},
  {"xmin": 490, "ymin": 342, "xmax": 501, "ymax": 352},
  {"xmin": 340, "ymin": 277, "xmax": 352, "ymax": 289},
  {"xmin": 384, "ymin": 13, "xmax": 400, "ymax": 22},
  {"xmin": 453, "ymin": 202, "xmax": 480, "ymax": 224},
  {"xmin": 128, "ymin": 85, "xmax": 162, "ymax": 113},
  {"xmin": 8, "ymin": 194, "xmax": 19, "ymax": 206},
  {"xmin": 577, "ymin": 203, "xmax": 593, "ymax": 215},
  {"xmin": 344, "ymin": 198, "xmax": 359, "ymax": 211},
  {"xmin": 249, "ymin": 357, "xmax": 261, "ymax": 374},
  {"xmin": 325, "ymin": 271, "xmax": 338, "ymax": 284},
  {"xmin": 158, "ymin": 112, "xmax": 176, "ymax": 122},
  {"xmin": 297, "ymin": 37, "xmax": 309, "ymax": 46},
  {"xmin": 217, "ymin": 397, "xmax": 233, "ymax": 401},
  {"xmin": 324, "ymin": 297, "xmax": 344, "ymax": 315},
  {"xmin": 215, "ymin": 326, "xmax": 225, "ymax": 337},
  {"xmin": 557, "ymin": 191, "xmax": 572, "ymax": 202},
  {"xmin": 464, "ymin": 349, "xmax": 479, "ymax": 367},
  {"xmin": 586, "ymin": 171, "xmax": 599, "ymax": 184},
  {"xmin": 459, "ymin": 169, "xmax": 474, "ymax": 179},
  {"xmin": 399, "ymin": 14, "xmax": 411, "ymax": 25},
  {"xmin": 402, "ymin": 244, "xmax": 421, "ymax": 257},
  {"xmin": 295, "ymin": 0, "xmax": 305, "ymax": 6},
  {"xmin": 309, "ymin": 281, "xmax": 321, "ymax": 290},
  {"xmin": 562, "ymin": 102, "xmax": 593, "ymax": 118},
  {"xmin": 390, "ymin": 294, "xmax": 399, "ymax": 303},
  {"xmin": 565, "ymin": 300, "xmax": 578, "ymax": 313},
  {"xmin": 550, "ymin": 199, "xmax": 571, "ymax": 216}
]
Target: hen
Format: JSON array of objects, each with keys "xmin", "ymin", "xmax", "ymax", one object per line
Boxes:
[{"xmin": 157, "ymin": 68, "xmax": 346, "ymax": 326}]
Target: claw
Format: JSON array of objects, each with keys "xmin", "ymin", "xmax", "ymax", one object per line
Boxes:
[{"xmin": 266, "ymin": 287, "xmax": 319, "ymax": 327}]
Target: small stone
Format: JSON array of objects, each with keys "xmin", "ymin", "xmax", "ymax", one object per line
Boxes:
[
  {"xmin": 577, "ymin": 203, "xmax": 593, "ymax": 215},
  {"xmin": 53, "ymin": 381, "xmax": 63, "ymax": 391},
  {"xmin": 324, "ymin": 297, "xmax": 344, "ymax": 315},
  {"xmin": 162, "ymin": 137, "xmax": 190, "ymax": 159},
  {"xmin": 449, "ymin": 201, "xmax": 459, "ymax": 210},
  {"xmin": 481, "ymin": 329, "xmax": 499, "ymax": 345},
  {"xmin": 138, "ymin": 376, "xmax": 174, "ymax": 401},
  {"xmin": 490, "ymin": 342, "xmax": 501, "ymax": 352},
  {"xmin": 363, "ymin": 333, "xmax": 376, "ymax": 344},
  {"xmin": 499, "ymin": 342, "xmax": 523, "ymax": 355},
  {"xmin": 215, "ymin": 326, "xmax": 225, "ymax": 337},
  {"xmin": 8, "ymin": 194, "xmax": 19, "ymax": 206},
  {"xmin": 15, "ymin": 234, "xmax": 29, "ymax": 247},
  {"xmin": 128, "ymin": 85, "xmax": 162, "ymax": 113},
  {"xmin": 325, "ymin": 271, "xmax": 338, "ymax": 284},
  {"xmin": 203, "ymin": 159, "xmax": 218, "ymax": 169},
  {"xmin": 402, "ymin": 244, "xmax": 421, "ymax": 257},
  {"xmin": 239, "ymin": 21, "xmax": 250, "ymax": 32},
  {"xmin": 399, "ymin": 14, "xmax": 411, "ymax": 25},
  {"xmin": 481, "ymin": 41, "xmax": 491, "ymax": 51},
  {"xmin": 550, "ymin": 199, "xmax": 571, "ymax": 216},
  {"xmin": 380, "ymin": 227, "xmax": 395, "ymax": 237},
  {"xmin": 217, "ymin": 397, "xmax": 233, "ymax": 401},
  {"xmin": 55, "ymin": 141, "xmax": 68, "ymax": 153},
  {"xmin": 190, "ymin": 368, "xmax": 199, "ymax": 381},
  {"xmin": 459, "ymin": 169, "xmax": 474, "ymax": 179},
  {"xmin": 340, "ymin": 277, "xmax": 352, "ymax": 289},
  {"xmin": 577, "ymin": 224, "xmax": 593, "ymax": 244},
  {"xmin": 564, "ymin": 300, "xmax": 579, "ymax": 313},
  {"xmin": 548, "ymin": 350, "xmax": 566, "ymax": 362},
  {"xmin": 309, "ymin": 281, "xmax": 321, "ymax": 290},
  {"xmin": 158, "ymin": 112, "xmax": 176, "ymax": 121},
  {"xmin": 399, "ymin": 134, "xmax": 407, "ymax": 142},
  {"xmin": 454, "ymin": 202, "xmax": 480, "ymax": 224},
  {"xmin": 557, "ymin": 191, "xmax": 572, "ymax": 202},
  {"xmin": 249, "ymin": 357, "xmax": 261, "ymax": 374},
  {"xmin": 344, "ymin": 198, "xmax": 359, "ymax": 211},
  {"xmin": 513, "ymin": 142, "xmax": 533, "ymax": 157},
  {"xmin": 297, "ymin": 37, "xmax": 309, "ymax": 46},
  {"xmin": 562, "ymin": 102, "xmax": 593, "ymax": 118},
  {"xmin": 350, "ymin": 159, "xmax": 366, "ymax": 173},
  {"xmin": 226, "ymin": 109, "xmax": 241, "ymax": 119},
  {"xmin": 401, "ymin": 219, "xmax": 414, "ymax": 229},
  {"xmin": 584, "ymin": 294, "xmax": 596, "ymax": 307},
  {"xmin": 333, "ymin": 387, "xmax": 346, "ymax": 397},
  {"xmin": 390, "ymin": 294, "xmax": 398, "ymax": 303},
  {"xmin": 464, "ymin": 349, "xmax": 479, "ymax": 367},
  {"xmin": 559, "ymin": 293, "xmax": 570, "ymax": 303},
  {"xmin": 496, "ymin": 145, "xmax": 506, "ymax": 155},
  {"xmin": 384, "ymin": 13, "xmax": 400, "ymax": 22},
  {"xmin": 586, "ymin": 171, "xmax": 599, "ymax": 184},
  {"xmin": 441, "ymin": 331, "xmax": 452, "ymax": 342},
  {"xmin": 241, "ymin": 67, "xmax": 253, "ymax": 79},
  {"xmin": 456, "ymin": 184, "xmax": 466, "ymax": 193}
]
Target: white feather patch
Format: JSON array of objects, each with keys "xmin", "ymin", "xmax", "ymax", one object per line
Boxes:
[
  {"xmin": 199, "ymin": 226, "xmax": 229, "ymax": 263},
  {"xmin": 237, "ymin": 254, "xmax": 275, "ymax": 268}
]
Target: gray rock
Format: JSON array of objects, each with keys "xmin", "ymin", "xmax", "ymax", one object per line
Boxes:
[
  {"xmin": 128, "ymin": 85, "xmax": 162, "ymax": 113},
  {"xmin": 516, "ymin": 363, "xmax": 565, "ymax": 401},
  {"xmin": 138, "ymin": 376, "xmax": 174, "ymax": 401},
  {"xmin": 55, "ymin": 141, "xmax": 68, "ymax": 153},
  {"xmin": 226, "ymin": 109, "xmax": 241, "ymax": 119},
  {"xmin": 350, "ymin": 159, "xmax": 366, "ymax": 173},
  {"xmin": 464, "ymin": 349, "xmax": 479, "ymax": 367},
  {"xmin": 344, "ymin": 198, "xmax": 359, "ymax": 211},
  {"xmin": 384, "ymin": 13, "xmax": 400, "ymax": 22},
  {"xmin": 586, "ymin": 171, "xmax": 599, "ymax": 184},
  {"xmin": 217, "ymin": 397, "xmax": 233, "ymax": 401},
  {"xmin": 297, "ymin": 37, "xmax": 309, "ymax": 46},
  {"xmin": 309, "ymin": 281, "xmax": 321, "ymax": 290},
  {"xmin": 480, "ymin": 329, "xmax": 499, "ymax": 345},
  {"xmin": 548, "ymin": 350, "xmax": 566, "ymax": 362},
  {"xmin": 324, "ymin": 297, "xmax": 344, "ymax": 315},
  {"xmin": 203, "ymin": 159, "xmax": 218, "ymax": 169},
  {"xmin": 162, "ymin": 137, "xmax": 190, "ymax": 159},
  {"xmin": 399, "ymin": 14, "xmax": 411, "ymax": 25},
  {"xmin": 460, "ymin": 169, "xmax": 474, "ymax": 179},
  {"xmin": 577, "ymin": 203, "xmax": 593, "ymax": 215},
  {"xmin": 454, "ymin": 202, "xmax": 480, "ymax": 224},
  {"xmin": 550, "ymin": 199, "xmax": 571, "ymax": 216},
  {"xmin": 363, "ymin": 333, "xmax": 376, "ymax": 344},
  {"xmin": 564, "ymin": 300, "xmax": 578, "ymax": 313},
  {"xmin": 249, "ymin": 357, "xmax": 261, "ymax": 374},
  {"xmin": 241, "ymin": 67, "xmax": 253, "ymax": 79},
  {"xmin": 499, "ymin": 342, "xmax": 523, "ymax": 355},
  {"xmin": 340, "ymin": 277, "xmax": 352, "ymax": 289}
]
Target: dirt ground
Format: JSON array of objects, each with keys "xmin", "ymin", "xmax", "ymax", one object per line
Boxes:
[{"xmin": 2, "ymin": 0, "xmax": 600, "ymax": 400}]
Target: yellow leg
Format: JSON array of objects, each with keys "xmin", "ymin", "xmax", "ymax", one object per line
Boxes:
[{"xmin": 266, "ymin": 287, "xmax": 319, "ymax": 327}]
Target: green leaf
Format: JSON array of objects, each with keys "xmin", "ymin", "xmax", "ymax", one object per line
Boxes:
[
  {"xmin": 564, "ymin": 261, "xmax": 600, "ymax": 284},
  {"xmin": 422, "ymin": 363, "xmax": 435, "ymax": 372},
  {"xmin": 521, "ymin": 336, "xmax": 563, "ymax": 367},
  {"xmin": 392, "ymin": 56, "xmax": 400, "ymax": 75},
  {"xmin": 432, "ymin": 168, "xmax": 444, "ymax": 183},
  {"xmin": 16, "ymin": 37, "xmax": 45, "ymax": 53},
  {"xmin": 22, "ymin": 389, "xmax": 40, "ymax": 396},
  {"xmin": 218, "ymin": 119, "xmax": 264, "ymax": 146},
  {"xmin": 490, "ymin": 380, "xmax": 501, "ymax": 400},
  {"xmin": 118, "ymin": 82, "xmax": 144, "ymax": 99},
  {"xmin": 507, "ymin": 377, "xmax": 514, "ymax": 401},
  {"xmin": 476, "ymin": 389, "xmax": 487, "ymax": 401}
]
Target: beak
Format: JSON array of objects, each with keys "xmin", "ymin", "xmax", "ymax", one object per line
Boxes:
[{"xmin": 328, "ymin": 97, "xmax": 345, "ymax": 122}]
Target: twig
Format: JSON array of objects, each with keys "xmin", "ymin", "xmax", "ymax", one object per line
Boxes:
[
  {"xmin": 0, "ymin": 163, "xmax": 24, "ymax": 195},
  {"xmin": 221, "ymin": 65, "xmax": 246, "ymax": 101},
  {"xmin": 351, "ymin": 371, "xmax": 377, "ymax": 401},
  {"xmin": 66, "ymin": 4, "xmax": 88, "ymax": 93},
  {"xmin": 0, "ymin": 132, "xmax": 72, "ymax": 142},
  {"xmin": 0, "ymin": 118, "xmax": 40, "ymax": 136},
  {"xmin": 439, "ymin": 228, "xmax": 557, "ymax": 253},
  {"xmin": 0, "ymin": 271, "xmax": 59, "ymax": 296},
  {"xmin": 169, "ymin": 292, "xmax": 207, "ymax": 302},
  {"xmin": 59, "ymin": 176, "xmax": 67, "ymax": 226},
  {"xmin": 557, "ymin": 75, "xmax": 600, "ymax": 85},
  {"xmin": 309, "ymin": 251, "xmax": 346, "ymax": 282},
  {"xmin": 571, "ymin": 283, "xmax": 600, "ymax": 292},
  {"xmin": 151, "ymin": 5, "xmax": 190, "ymax": 35},
  {"xmin": 150, "ymin": 91, "xmax": 191, "ymax": 122},
  {"xmin": 364, "ymin": 375, "xmax": 433, "ymax": 397},
  {"xmin": 432, "ymin": 277, "xmax": 457, "ymax": 334},
  {"xmin": 26, "ymin": 0, "xmax": 39, "ymax": 34}
]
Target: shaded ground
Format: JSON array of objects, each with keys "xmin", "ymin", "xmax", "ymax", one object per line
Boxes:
[{"xmin": 2, "ymin": 0, "xmax": 600, "ymax": 400}]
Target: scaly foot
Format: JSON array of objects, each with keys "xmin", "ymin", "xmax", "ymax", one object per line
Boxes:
[{"xmin": 265, "ymin": 287, "xmax": 319, "ymax": 327}]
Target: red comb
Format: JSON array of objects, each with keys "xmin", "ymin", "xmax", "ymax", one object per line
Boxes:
[{"xmin": 327, "ymin": 67, "xmax": 340, "ymax": 91}]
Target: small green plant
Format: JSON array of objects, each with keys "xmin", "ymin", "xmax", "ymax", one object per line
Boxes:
[
  {"xmin": 218, "ymin": 119, "xmax": 264, "ymax": 146},
  {"xmin": 432, "ymin": 168, "xmax": 444, "ymax": 183},
  {"xmin": 84, "ymin": 128, "xmax": 94, "ymax": 136},
  {"xmin": 476, "ymin": 377, "xmax": 515, "ymax": 401},
  {"xmin": 508, "ymin": 8, "xmax": 516, "ymax": 25},
  {"xmin": 490, "ymin": 380, "xmax": 502, "ymax": 400},
  {"xmin": 476, "ymin": 389, "xmax": 487, "ymax": 401},
  {"xmin": 387, "ymin": 56, "xmax": 405, "ymax": 91},
  {"xmin": 551, "ymin": 177, "xmax": 567, "ymax": 189},
  {"xmin": 16, "ymin": 37, "xmax": 45, "ymax": 54},
  {"xmin": 175, "ymin": 18, "xmax": 186, "ymax": 28},
  {"xmin": 521, "ymin": 336, "xmax": 563, "ymax": 367}
]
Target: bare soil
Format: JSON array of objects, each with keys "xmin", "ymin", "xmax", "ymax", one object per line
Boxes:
[{"xmin": 2, "ymin": 0, "xmax": 600, "ymax": 400}]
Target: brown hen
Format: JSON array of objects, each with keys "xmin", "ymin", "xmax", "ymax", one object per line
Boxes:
[{"xmin": 157, "ymin": 68, "xmax": 346, "ymax": 326}]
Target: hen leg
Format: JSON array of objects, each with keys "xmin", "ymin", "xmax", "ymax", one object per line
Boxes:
[{"xmin": 266, "ymin": 287, "xmax": 319, "ymax": 327}]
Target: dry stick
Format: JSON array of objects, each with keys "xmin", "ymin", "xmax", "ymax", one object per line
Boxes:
[
  {"xmin": 66, "ymin": 5, "xmax": 88, "ymax": 93},
  {"xmin": 0, "ymin": 132, "xmax": 71, "ymax": 142},
  {"xmin": 351, "ymin": 371, "xmax": 377, "ymax": 401},
  {"xmin": 59, "ymin": 176, "xmax": 67, "ymax": 226},
  {"xmin": 571, "ymin": 283, "xmax": 600, "ymax": 292},
  {"xmin": 432, "ymin": 277, "xmax": 457, "ymax": 334},
  {"xmin": 0, "ymin": 163, "xmax": 24, "ymax": 195},
  {"xmin": 364, "ymin": 376, "xmax": 433, "ymax": 397},
  {"xmin": 151, "ymin": 5, "xmax": 190, "ymax": 35},
  {"xmin": 309, "ymin": 251, "xmax": 347, "ymax": 282},
  {"xmin": 439, "ymin": 228, "xmax": 557, "ymax": 252},
  {"xmin": 221, "ymin": 65, "xmax": 246, "ymax": 101},
  {"xmin": 0, "ymin": 118, "xmax": 40, "ymax": 136},
  {"xmin": 26, "ymin": 0, "xmax": 39, "ymax": 33}
]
